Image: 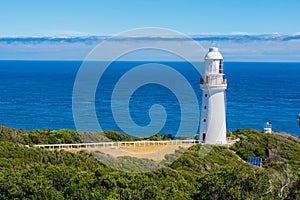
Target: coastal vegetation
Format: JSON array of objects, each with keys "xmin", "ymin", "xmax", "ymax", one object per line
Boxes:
[{"xmin": 0, "ymin": 126, "xmax": 299, "ymax": 199}]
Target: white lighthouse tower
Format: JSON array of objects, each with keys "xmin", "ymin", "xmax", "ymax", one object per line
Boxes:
[{"xmin": 200, "ymin": 47, "xmax": 227, "ymax": 144}]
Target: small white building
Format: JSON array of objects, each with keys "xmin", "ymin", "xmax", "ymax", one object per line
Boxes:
[
  {"xmin": 200, "ymin": 47, "xmax": 227, "ymax": 144},
  {"xmin": 264, "ymin": 122, "xmax": 272, "ymax": 133}
]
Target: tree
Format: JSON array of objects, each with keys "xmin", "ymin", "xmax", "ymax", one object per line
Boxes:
[{"xmin": 148, "ymin": 134, "xmax": 163, "ymax": 141}]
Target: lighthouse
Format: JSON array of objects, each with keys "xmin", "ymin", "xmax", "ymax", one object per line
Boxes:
[{"xmin": 200, "ymin": 47, "xmax": 227, "ymax": 144}]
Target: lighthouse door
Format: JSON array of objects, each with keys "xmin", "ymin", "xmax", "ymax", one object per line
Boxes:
[{"xmin": 202, "ymin": 133, "xmax": 206, "ymax": 142}]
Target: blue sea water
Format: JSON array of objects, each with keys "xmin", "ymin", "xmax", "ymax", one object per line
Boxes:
[{"xmin": 0, "ymin": 60, "xmax": 299, "ymax": 136}]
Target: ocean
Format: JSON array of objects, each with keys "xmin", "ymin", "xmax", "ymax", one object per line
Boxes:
[{"xmin": 0, "ymin": 60, "xmax": 299, "ymax": 137}]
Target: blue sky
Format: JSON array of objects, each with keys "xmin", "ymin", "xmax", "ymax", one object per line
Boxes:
[
  {"xmin": 1, "ymin": 0, "xmax": 300, "ymax": 36},
  {"xmin": 1, "ymin": 1, "xmax": 300, "ymax": 61}
]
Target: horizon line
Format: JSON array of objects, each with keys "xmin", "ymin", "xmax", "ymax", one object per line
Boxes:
[
  {"xmin": 1, "ymin": 32, "xmax": 300, "ymax": 38},
  {"xmin": 0, "ymin": 59, "xmax": 299, "ymax": 63}
]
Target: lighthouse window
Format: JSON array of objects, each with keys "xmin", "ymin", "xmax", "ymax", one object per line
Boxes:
[
  {"xmin": 203, "ymin": 119, "xmax": 206, "ymax": 122},
  {"xmin": 204, "ymin": 105, "xmax": 207, "ymax": 109},
  {"xmin": 205, "ymin": 94, "xmax": 208, "ymax": 97},
  {"xmin": 219, "ymin": 60, "xmax": 223, "ymax": 73}
]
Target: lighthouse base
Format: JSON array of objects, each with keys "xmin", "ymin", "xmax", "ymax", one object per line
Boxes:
[{"xmin": 200, "ymin": 88, "xmax": 227, "ymax": 145}]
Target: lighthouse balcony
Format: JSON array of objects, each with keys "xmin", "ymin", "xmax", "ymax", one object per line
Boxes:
[
  {"xmin": 200, "ymin": 78, "xmax": 227, "ymax": 90},
  {"xmin": 200, "ymin": 78, "xmax": 227, "ymax": 85}
]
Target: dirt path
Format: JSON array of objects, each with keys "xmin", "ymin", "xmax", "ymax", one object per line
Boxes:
[{"xmin": 62, "ymin": 143, "xmax": 193, "ymax": 161}]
